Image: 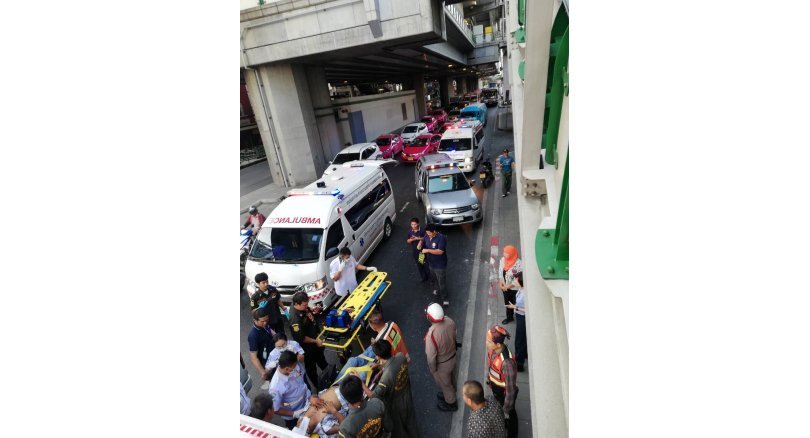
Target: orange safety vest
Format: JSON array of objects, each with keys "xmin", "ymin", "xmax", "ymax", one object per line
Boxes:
[
  {"xmin": 377, "ymin": 321, "xmax": 409, "ymax": 361},
  {"xmin": 487, "ymin": 346, "xmax": 514, "ymax": 387}
]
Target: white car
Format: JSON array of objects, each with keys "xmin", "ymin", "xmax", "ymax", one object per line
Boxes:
[
  {"xmin": 323, "ymin": 142, "xmax": 383, "ymax": 175},
  {"xmin": 400, "ymin": 123, "xmax": 429, "ymax": 145}
]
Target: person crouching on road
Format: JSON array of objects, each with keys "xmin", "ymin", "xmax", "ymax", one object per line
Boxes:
[
  {"xmin": 268, "ymin": 350, "xmax": 313, "ymax": 430},
  {"xmin": 338, "ymin": 375, "xmax": 386, "ymax": 437},
  {"xmin": 421, "ymin": 224, "xmax": 449, "ymax": 306},
  {"xmin": 425, "ymin": 303, "xmax": 458, "ymax": 412},
  {"xmin": 406, "ymin": 217, "xmax": 430, "ymax": 283},
  {"xmin": 330, "ymin": 247, "xmax": 377, "ymax": 298},
  {"xmin": 265, "ymin": 332, "xmax": 306, "ymax": 382},
  {"xmin": 485, "ymin": 325, "xmax": 518, "ymax": 437}
]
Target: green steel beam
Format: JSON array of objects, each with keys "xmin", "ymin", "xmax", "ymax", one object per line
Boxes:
[{"xmin": 535, "ymin": 152, "xmax": 569, "ymax": 279}]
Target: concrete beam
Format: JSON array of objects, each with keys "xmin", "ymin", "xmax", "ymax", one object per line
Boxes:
[
  {"xmin": 421, "ymin": 42, "xmax": 468, "ymax": 66},
  {"xmin": 242, "ymin": 0, "xmax": 442, "ymax": 67}
]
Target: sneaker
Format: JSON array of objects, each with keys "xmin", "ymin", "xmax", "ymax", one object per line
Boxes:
[
  {"xmin": 501, "ymin": 318, "xmax": 514, "ymax": 325},
  {"xmin": 502, "ymin": 194, "xmax": 507, "ymax": 198},
  {"xmin": 443, "ymin": 300, "xmax": 450, "ymax": 306},
  {"xmin": 507, "ymin": 191, "xmax": 510, "ymax": 195},
  {"xmin": 433, "ymin": 290, "xmax": 438, "ymax": 295}
]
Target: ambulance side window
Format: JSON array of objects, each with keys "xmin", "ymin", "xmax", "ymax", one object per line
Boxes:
[
  {"xmin": 324, "ymin": 220, "xmax": 345, "ymax": 257},
  {"xmin": 474, "ymin": 128, "xmax": 484, "ymax": 149}
]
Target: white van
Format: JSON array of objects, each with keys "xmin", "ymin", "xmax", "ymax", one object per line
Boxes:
[
  {"xmin": 244, "ymin": 161, "xmax": 397, "ymax": 309},
  {"xmin": 438, "ymin": 120, "xmax": 486, "ymax": 172}
]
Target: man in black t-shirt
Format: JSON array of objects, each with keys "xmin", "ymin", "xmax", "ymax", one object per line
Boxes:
[
  {"xmin": 251, "ymin": 272, "xmax": 287, "ymax": 335},
  {"xmin": 247, "ymin": 307, "xmax": 275, "ymax": 380}
]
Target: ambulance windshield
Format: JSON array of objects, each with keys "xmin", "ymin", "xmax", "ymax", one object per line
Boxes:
[{"xmin": 249, "ymin": 227, "xmax": 323, "ymax": 263}]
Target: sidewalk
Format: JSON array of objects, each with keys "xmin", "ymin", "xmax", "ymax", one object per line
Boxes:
[{"xmin": 486, "ymin": 173, "xmax": 533, "ymax": 436}]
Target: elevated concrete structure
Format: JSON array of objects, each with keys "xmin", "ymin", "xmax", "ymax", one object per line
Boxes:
[{"xmin": 240, "ymin": 0, "xmax": 507, "ymax": 186}]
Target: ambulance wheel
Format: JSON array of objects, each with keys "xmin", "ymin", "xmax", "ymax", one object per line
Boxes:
[{"xmin": 383, "ymin": 218, "xmax": 393, "ymax": 241}]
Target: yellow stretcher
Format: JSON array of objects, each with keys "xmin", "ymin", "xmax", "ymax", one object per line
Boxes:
[{"xmin": 317, "ymin": 271, "xmax": 391, "ymax": 359}]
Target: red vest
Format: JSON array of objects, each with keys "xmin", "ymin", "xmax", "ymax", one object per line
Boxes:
[
  {"xmin": 377, "ymin": 322, "xmax": 409, "ymax": 361},
  {"xmin": 487, "ymin": 346, "xmax": 514, "ymax": 387}
]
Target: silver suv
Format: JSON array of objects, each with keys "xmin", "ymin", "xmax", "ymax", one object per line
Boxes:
[{"xmin": 415, "ymin": 154, "xmax": 482, "ymax": 226}]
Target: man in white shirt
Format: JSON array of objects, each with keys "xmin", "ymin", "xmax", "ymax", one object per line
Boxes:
[{"xmin": 329, "ymin": 247, "xmax": 376, "ymax": 297}]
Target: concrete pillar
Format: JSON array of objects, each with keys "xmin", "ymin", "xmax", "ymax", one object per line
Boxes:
[
  {"xmin": 459, "ymin": 76, "xmax": 468, "ymax": 94},
  {"xmin": 413, "ymin": 74, "xmax": 426, "ymax": 119},
  {"xmin": 305, "ymin": 65, "xmax": 342, "ymax": 172},
  {"xmin": 244, "ymin": 63, "xmax": 326, "ymax": 187},
  {"xmin": 439, "ymin": 77, "xmax": 451, "ymax": 109},
  {"xmin": 468, "ymin": 76, "xmax": 478, "ymax": 91},
  {"xmin": 501, "ymin": 49, "xmax": 511, "ymax": 102}
]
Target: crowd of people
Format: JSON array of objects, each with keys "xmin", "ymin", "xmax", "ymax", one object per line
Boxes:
[{"xmin": 241, "ymin": 204, "xmax": 530, "ymax": 437}]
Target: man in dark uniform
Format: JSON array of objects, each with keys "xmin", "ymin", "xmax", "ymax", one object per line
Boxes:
[
  {"xmin": 289, "ymin": 291, "xmax": 328, "ymax": 391},
  {"xmin": 251, "ymin": 272, "xmax": 287, "ymax": 336},
  {"xmin": 363, "ymin": 340, "xmax": 419, "ymax": 437},
  {"xmin": 405, "ymin": 217, "xmax": 429, "ymax": 282},
  {"xmin": 338, "ymin": 375, "xmax": 385, "ymax": 438}
]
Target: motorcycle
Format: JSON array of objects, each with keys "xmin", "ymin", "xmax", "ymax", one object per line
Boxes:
[
  {"xmin": 240, "ymin": 228, "xmax": 253, "ymax": 290},
  {"xmin": 478, "ymin": 157, "xmax": 494, "ymax": 188}
]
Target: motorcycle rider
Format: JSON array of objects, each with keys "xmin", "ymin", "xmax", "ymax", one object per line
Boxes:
[{"xmin": 243, "ymin": 206, "xmax": 265, "ymax": 233}]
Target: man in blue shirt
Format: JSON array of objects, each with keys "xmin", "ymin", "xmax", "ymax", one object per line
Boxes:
[
  {"xmin": 247, "ymin": 307, "xmax": 276, "ymax": 381},
  {"xmin": 497, "ymin": 148, "xmax": 515, "ymax": 197},
  {"xmin": 268, "ymin": 350, "xmax": 313, "ymax": 429},
  {"xmin": 421, "ymin": 224, "xmax": 450, "ymax": 306}
]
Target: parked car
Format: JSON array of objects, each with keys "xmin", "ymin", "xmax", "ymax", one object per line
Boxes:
[
  {"xmin": 374, "ymin": 134, "xmax": 404, "ymax": 159},
  {"xmin": 420, "ymin": 116, "xmax": 438, "ymax": 133},
  {"xmin": 430, "ymin": 109, "xmax": 448, "ymax": 124},
  {"xmin": 401, "ymin": 122, "xmax": 430, "ymax": 144},
  {"xmin": 323, "ymin": 142, "xmax": 383, "ymax": 175},
  {"xmin": 400, "ymin": 133, "xmax": 441, "ymax": 163},
  {"xmin": 447, "ymin": 109, "xmax": 461, "ymax": 122}
]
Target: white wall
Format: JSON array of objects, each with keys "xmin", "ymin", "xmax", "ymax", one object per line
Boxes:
[{"xmin": 331, "ymin": 90, "xmax": 417, "ymax": 143}]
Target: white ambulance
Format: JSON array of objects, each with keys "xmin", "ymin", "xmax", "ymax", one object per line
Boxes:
[
  {"xmin": 244, "ymin": 161, "xmax": 396, "ymax": 309},
  {"xmin": 437, "ymin": 120, "xmax": 486, "ymax": 172}
]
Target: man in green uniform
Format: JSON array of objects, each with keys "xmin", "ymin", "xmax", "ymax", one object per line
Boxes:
[
  {"xmin": 366, "ymin": 340, "xmax": 419, "ymax": 437},
  {"xmin": 289, "ymin": 291, "xmax": 328, "ymax": 391},
  {"xmin": 338, "ymin": 375, "xmax": 386, "ymax": 438}
]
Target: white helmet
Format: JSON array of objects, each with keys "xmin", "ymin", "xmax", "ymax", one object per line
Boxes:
[{"xmin": 425, "ymin": 303, "xmax": 444, "ymax": 323}]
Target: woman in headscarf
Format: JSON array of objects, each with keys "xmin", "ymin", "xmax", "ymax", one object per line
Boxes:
[{"xmin": 498, "ymin": 245, "xmax": 522, "ymax": 324}]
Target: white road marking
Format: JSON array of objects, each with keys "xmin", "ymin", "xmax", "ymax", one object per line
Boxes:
[
  {"xmin": 399, "ymin": 201, "xmax": 410, "ymax": 213},
  {"xmin": 449, "ymin": 188, "xmax": 488, "ymax": 436}
]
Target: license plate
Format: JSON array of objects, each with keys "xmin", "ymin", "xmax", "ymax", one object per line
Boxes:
[{"xmin": 452, "ymin": 216, "xmax": 464, "ymax": 222}]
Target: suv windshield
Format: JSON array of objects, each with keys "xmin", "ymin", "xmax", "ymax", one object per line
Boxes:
[
  {"xmin": 428, "ymin": 173, "xmax": 470, "ymax": 194},
  {"xmin": 375, "ymin": 137, "xmax": 391, "ymax": 146},
  {"xmin": 249, "ymin": 227, "xmax": 323, "ymax": 263},
  {"xmin": 332, "ymin": 152, "xmax": 359, "ymax": 164},
  {"xmin": 402, "ymin": 126, "xmax": 419, "ymax": 133},
  {"xmin": 439, "ymin": 138, "xmax": 472, "ymax": 151}
]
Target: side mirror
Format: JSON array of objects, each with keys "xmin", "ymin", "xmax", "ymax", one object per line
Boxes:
[
  {"xmin": 418, "ymin": 187, "xmax": 426, "ymax": 193},
  {"xmin": 325, "ymin": 247, "xmax": 339, "ymax": 259}
]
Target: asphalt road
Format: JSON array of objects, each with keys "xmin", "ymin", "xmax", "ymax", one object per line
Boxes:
[{"xmin": 240, "ymin": 106, "xmax": 513, "ymax": 436}]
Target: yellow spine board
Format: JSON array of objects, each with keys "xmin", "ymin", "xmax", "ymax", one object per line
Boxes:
[{"xmin": 321, "ymin": 272, "xmax": 388, "ymax": 335}]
